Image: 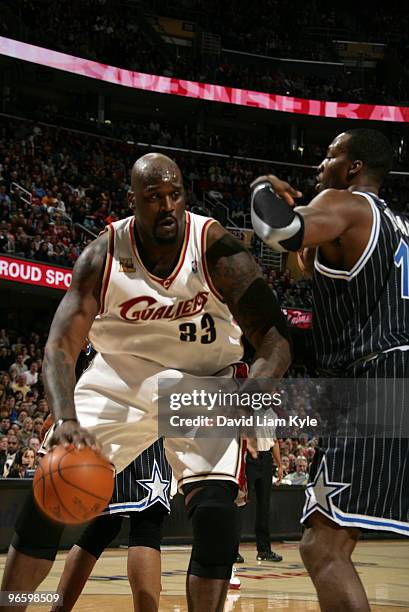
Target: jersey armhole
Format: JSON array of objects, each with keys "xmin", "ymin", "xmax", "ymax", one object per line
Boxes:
[
  {"xmin": 314, "ymin": 192, "xmax": 380, "ymax": 281},
  {"xmin": 99, "ymin": 224, "xmax": 115, "ymax": 314}
]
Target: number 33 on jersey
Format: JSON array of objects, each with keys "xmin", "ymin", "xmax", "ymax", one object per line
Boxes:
[{"xmin": 88, "ymin": 212, "xmax": 243, "ymax": 376}]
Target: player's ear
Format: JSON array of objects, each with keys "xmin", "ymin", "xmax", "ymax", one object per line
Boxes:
[
  {"xmin": 127, "ymin": 190, "xmax": 135, "ymax": 211},
  {"xmin": 348, "ymin": 159, "xmax": 363, "ymax": 179}
]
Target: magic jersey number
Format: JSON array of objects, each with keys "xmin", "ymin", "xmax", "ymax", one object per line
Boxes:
[{"xmin": 394, "ymin": 238, "xmax": 409, "ymax": 299}]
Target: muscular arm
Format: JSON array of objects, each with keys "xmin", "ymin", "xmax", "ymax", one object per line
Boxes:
[
  {"xmin": 294, "ymin": 189, "xmax": 372, "ymax": 248},
  {"xmin": 206, "ymin": 222, "xmax": 291, "ymax": 379},
  {"xmin": 251, "ymin": 176, "xmax": 372, "ymax": 253},
  {"xmin": 43, "ymin": 232, "xmax": 108, "ymax": 423}
]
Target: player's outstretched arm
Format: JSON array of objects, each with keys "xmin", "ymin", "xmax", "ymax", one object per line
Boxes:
[
  {"xmin": 43, "ymin": 232, "xmax": 108, "ymax": 448},
  {"xmin": 251, "ymin": 175, "xmax": 371, "ymax": 251},
  {"xmin": 206, "ymin": 222, "xmax": 291, "ymax": 379}
]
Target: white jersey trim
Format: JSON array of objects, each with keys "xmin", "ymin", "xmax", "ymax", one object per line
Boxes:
[
  {"xmin": 100, "ymin": 224, "xmax": 115, "ymax": 314},
  {"xmin": 314, "ymin": 191, "xmax": 380, "ymax": 282}
]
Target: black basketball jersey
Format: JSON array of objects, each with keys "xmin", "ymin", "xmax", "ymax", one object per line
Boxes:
[{"xmin": 312, "ymin": 191, "xmax": 409, "ymax": 370}]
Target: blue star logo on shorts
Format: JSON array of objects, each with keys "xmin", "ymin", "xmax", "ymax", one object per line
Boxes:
[
  {"xmin": 139, "ymin": 460, "xmax": 170, "ymax": 511},
  {"xmin": 303, "ymin": 455, "xmax": 350, "ymax": 518}
]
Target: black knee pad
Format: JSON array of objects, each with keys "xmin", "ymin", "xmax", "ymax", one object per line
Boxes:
[
  {"xmin": 76, "ymin": 513, "xmax": 123, "ymax": 559},
  {"xmin": 186, "ymin": 483, "xmax": 239, "ymax": 580},
  {"xmin": 128, "ymin": 503, "xmax": 167, "ymax": 551},
  {"xmin": 12, "ymin": 489, "xmax": 64, "ymax": 561}
]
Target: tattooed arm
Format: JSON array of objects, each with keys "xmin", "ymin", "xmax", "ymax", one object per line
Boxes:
[
  {"xmin": 206, "ymin": 222, "xmax": 291, "ymax": 378},
  {"xmin": 43, "ymin": 232, "xmax": 108, "ymax": 447}
]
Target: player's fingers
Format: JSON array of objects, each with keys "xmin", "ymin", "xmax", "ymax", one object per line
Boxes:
[
  {"xmin": 289, "ymin": 185, "xmax": 303, "ymax": 198},
  {"xmin": 83, "ymin": 432, "xmax": 102, "ymax": 452},
  {"xmin": 49, "ymin": 432, "xmax": 72, "ymax": 448},
  {"xmin": 282, "ymin": 186, "xmax": 303, "ymax": 206},
  {"xmin": 73, "ymin": 431, "xmax": 99, "ymax": 450}
]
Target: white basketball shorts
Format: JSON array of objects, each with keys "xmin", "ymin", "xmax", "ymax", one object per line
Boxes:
[{"xmin": 73, "ymin": 353, "xmax": 246, "ymax": 490}]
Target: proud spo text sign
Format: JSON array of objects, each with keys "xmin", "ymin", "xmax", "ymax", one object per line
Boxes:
[{"xmin": 0, "ymin": 256, "xmax": 72, "ymax": 290}]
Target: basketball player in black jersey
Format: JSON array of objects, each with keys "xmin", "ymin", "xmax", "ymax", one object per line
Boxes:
[{"xmin": 251, "ymin": 129, "xmax": 409, "ymax": 611}]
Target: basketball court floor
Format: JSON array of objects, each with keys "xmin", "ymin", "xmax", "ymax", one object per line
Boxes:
[{"xmin": 1, "ymin": 540, "xmax": 407, "ymax": 610}]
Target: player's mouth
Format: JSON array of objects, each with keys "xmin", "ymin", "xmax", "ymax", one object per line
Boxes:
[{"xmin": 158, "ymin": 216, "xmax": 176, "ymax": 228}]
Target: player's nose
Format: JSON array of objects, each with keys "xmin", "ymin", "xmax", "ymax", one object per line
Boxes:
[{"xmin": 162, "ymin": 195, "xmax": 175, "ymax": 212}]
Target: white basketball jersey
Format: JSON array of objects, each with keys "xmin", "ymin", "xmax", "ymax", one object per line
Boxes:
[{"xmin": 89, "ymin": 212, "xmax": 243, "ymax": 375}]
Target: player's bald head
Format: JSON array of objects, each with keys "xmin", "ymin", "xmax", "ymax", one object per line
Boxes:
[
  {"xmin": 131, "ymin": 153, "xmax": 182, "ymax": 191},
  {"xmin": 128, "ymin": 152, "xmax": 186, "ymax": 245}
]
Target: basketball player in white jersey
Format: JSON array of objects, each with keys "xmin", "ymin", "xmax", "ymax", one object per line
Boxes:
[{"xmin": 0, "ymin": 153, "xmax": 291, "ymax": 612}]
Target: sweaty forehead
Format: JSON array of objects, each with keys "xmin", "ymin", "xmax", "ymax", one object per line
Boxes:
[{"xmin": 133, "ymin": 160, "xmax": 181, "ymax": 189}]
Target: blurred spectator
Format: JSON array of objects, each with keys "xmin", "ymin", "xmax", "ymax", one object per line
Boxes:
[
  {"xmin": 0, "ymin": 329, "xmax": 10, "ymax": 348},
  {"xmin": 9, "ymin": 354, "xmax": 28, "ymax": 378},
  {"xmin": 2, "ymin": 434, "xmax": 20, "ymax": 477},
  {"xmin": 32, "ymin": 417, "xmax": 45, "ymax": 438},
  {"xmin": 0, "ymin": 435, "xmax": 8, "ymax": 474},
  {"xmin": 17, "ymin": 417, "xmax": 34, "ymax": 446},
  {"xmin": 7, "ymin": 446, "xmax": 37, "ymax": 478},
  {"xmin": 28, "ymin": 437, "xmax": 40, "ymax": 453},
  {"xmin": 0, "ymin": 417, "xmax": 11, "ymax": 435},
  {"xmin": 25, "ymin": 362, "xmax": 39, "ymax": 386},
  {"xmin": 284, "ymin": 456, "xmax": 309, "ymax": 485},
  {"xmin": 11, "ymin": 374, "xmax": 31, "ymax": 399},
  {"xmin": 280, "ymin": 455, "xmax": 290, "ymax": 477}
]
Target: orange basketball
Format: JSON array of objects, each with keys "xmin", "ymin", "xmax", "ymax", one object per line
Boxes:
[{"xmin": 33, "ymin": 444, "xmax": 115, "ymax": 524}]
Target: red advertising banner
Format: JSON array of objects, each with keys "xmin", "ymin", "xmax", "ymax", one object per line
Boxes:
[
  {"xmin": 0, "ymin": 256, "xmax": 72, "ymax": 291},
  {"xmin": 282, "ymin": 308, "xmax": 312, "ymax": 329},
  {"xmin": 1, "ymin": 36, "xmax": 408, "ymax": 123}
]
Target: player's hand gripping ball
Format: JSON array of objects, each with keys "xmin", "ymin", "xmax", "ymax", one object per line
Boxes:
[{"xmin": 33, "ymin": 444, "xmax": 115, "ymax": 524}]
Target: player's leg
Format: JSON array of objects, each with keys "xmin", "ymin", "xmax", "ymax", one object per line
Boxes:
[
  {"xmin": 254, "ymin": 454, "xmax": 282, "ymax": 561},
  {"xmin": 0, "ymin": 489, "xmax": 64, "ymax": 612},
  {"xmin": 51, "ymin": 547, "xmax": 96, "ymax": 612},
  {"xmin": 126, "ymin": 504, "xmax": 166, "ymax": 612},
  {"xmin": 165, "ymin": 429, "xmax": 244, "ymax": 612},
  {"xmin": 300, "ymin": 511, "xmax": 369, "ymax": 612},
  {"xmin": 184, "ymin": 482, "xmax": 239, "ymax": 612},
  {"xmin": 254, "ymin": 469, "xmax": 271, "ymax": 554},
  {"xmin": 51, "ymin": 513, "xmax": 123, "ymax": 611},
  {"xmin": 127, "ymin": 548, "xmax": 161, "ymax": 612}
]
